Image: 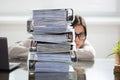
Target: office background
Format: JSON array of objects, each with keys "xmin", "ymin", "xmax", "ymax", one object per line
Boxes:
[{"xmin": 0, "ymin": 0, "xmax": 120, "ymax": 58}]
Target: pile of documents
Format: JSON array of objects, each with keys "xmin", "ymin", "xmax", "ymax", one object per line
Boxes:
[{"xmin": 27, "ymin": 9, "xmax": 77, "ymax": 80}]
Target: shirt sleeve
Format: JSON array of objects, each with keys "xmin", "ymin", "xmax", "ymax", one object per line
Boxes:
[
  {"xmin": 76, "ymin": 40, "xmax": 96, "ymax": 61},
  {"xmin": 8, "ymin": 39, "xmax": 31, "ymax": 59}
]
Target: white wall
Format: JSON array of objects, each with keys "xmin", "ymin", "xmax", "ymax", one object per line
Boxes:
[
  {"xmin": 0, "ymin": 0, "xmax": 120, "ymax": 58},
  {"xmin": 87, "ymin": 23, "xmax": 120, "ymax": 58},
  {"xmin": 0, "ymin": 0, "xmax": 120, "ymax": 16},
  {"xmin": 0, "ymin": 23, "xmax": 32, "ymax": 45}
]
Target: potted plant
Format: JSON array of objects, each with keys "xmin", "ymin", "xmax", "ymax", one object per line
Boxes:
[
  {"xmin": 111, "ymin": 40, "xmax": 120, "ymax": 65},
  {"xmin": 107, "ymin": 40, "xmax": 120, "ymax": 65}
]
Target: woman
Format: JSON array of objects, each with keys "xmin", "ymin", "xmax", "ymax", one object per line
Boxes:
[
  {"xmin": 9, "ymin": 15, "xmax": 95, "ymax": 61},
  {"xmin": 69, "ymin": 15, "xmax": 95, "ymax": 61}
]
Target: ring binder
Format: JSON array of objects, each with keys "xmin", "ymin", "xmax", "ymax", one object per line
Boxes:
[{"xmin": 27, "ymin": 8, "xmax": 77, "ymax": 80}]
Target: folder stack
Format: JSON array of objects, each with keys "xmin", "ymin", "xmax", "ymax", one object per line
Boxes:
[{"xmin": 27, "ymin": 9, "xmax": 77, "ymax": 80}]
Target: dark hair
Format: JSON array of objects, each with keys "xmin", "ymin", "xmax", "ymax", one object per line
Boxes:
[{"xmin": 70, "ymin": 15, "xmax": 87, "ymax": 37}]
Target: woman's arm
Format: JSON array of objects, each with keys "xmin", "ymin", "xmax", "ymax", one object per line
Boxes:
[
  {"xmin": 76, "ymin": 40, "xmax": 96, "ymax": 61},
  {"xmin": 8, "ymin": 39, "xmax": 31, "ymax": 59}
]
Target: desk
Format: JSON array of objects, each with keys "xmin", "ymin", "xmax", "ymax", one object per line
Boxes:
[
  {"xmin": 0, "ymin": 61, "xmax": 28, "ymax": 80},
  {"xmin": 0, "ymin": 59, "xmax": 118, "ymax": 80},
  {"xmin": 72, "ymin": 58, "xmax": 116, "ymax": 80}
]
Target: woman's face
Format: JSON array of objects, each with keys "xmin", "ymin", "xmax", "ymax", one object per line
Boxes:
[{"xmin": 74, "ymin": 25, "xmax": 85, "ymax": 48}]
